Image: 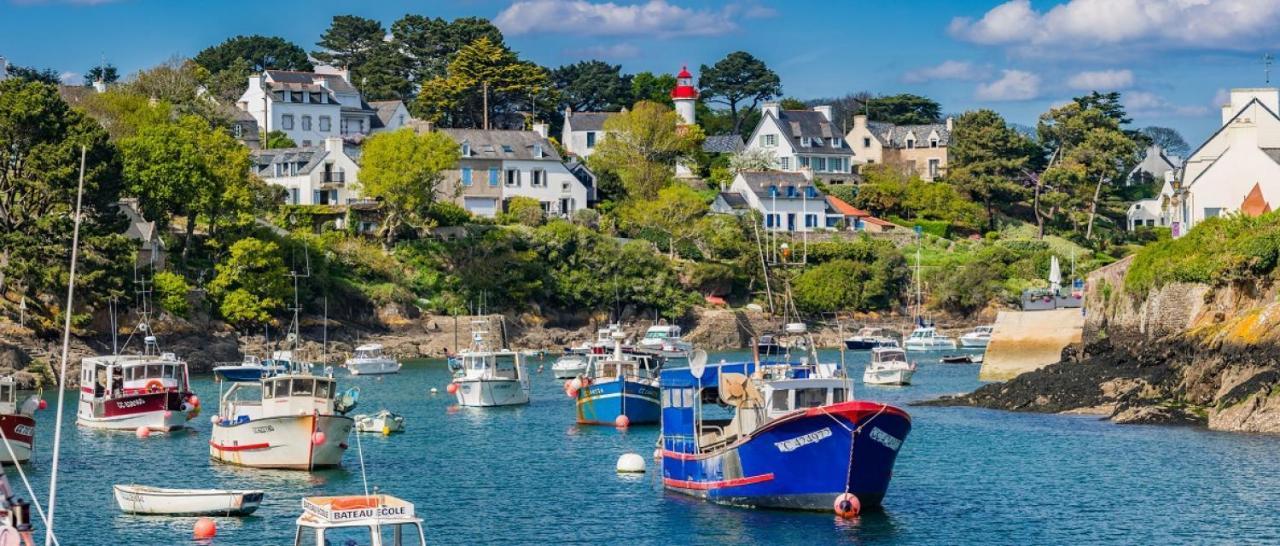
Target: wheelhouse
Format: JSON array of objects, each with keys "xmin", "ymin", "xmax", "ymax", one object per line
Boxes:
[
  {"xmin": 294, "ymin": 495, "xmax": 425, "ymax": 546},
  {"xmin": 352, "ymin": 345, "xmax": 386, "ymax": 360},
  {"xmin": 220, "ymin": 374, "xmax": 338, "ymax": 423},
  {"xmin": 583, "ymin": 352, "xmax": 658, "ymax": 382},
  {"xmin": 871, "ymin": 347, "xmax": 908, "ymax": 364},
  {"xmin": 456, "ymin": 351, "xmax": 523, "ymax": 381},
  {"xmin": 79, "ymin": 354, "xmax": 190, "ymax": 399},
  {"xmin": 643, "ymin": 325, "xmax": 682, "ymax": 341}
]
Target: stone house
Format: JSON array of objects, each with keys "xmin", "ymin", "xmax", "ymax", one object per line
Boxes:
[{"xmin": 847, "ymin": 114, "xmax": 952, "ymax": 181}]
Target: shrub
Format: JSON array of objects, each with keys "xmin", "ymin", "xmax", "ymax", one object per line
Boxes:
[
  {"xmin": 1126, "ymin": 211, "xmax": 1280, "ymax": 293},
  {"xmin": 501, "ymin": 196, "xmax": 545, "ymax": 227},
  {"xmin": 428, "ymin": 201, "xmax": 471, "ymax": 227}
]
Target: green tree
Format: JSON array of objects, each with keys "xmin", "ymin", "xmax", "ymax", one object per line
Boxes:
[
  {"xmin": 355, "ymin": 42, "xmax": 413, "ymax": 100},
  {"xmin": 863, "ymin": 93, "xmax": 942, "ymax": 125},
  {"xmin": 194, "ymin": 35, "xmax": 314, "ymax": 73},
  {"xmin": 792, "ymin": 256, "xmax": 904, "ymax": 313},
  {"xmin": 501, "ymin": 196, "xmax": 546, "ymax": 226},
  {"xmin": 948, "ymin": 109, "xmax": 1040, "ymax": 230},
  {"xmin": 76, "ymin": 89, "xmax": 172, "ymax": 140},
  {"xmin": 358, "ymin": 128, "xmax": 460, "ymax": 246},
  {"xmin": 264, "ymin": 130, "xmax": 296, "ymax": 148},
  {"xmin": 553, "ymin": 60, "xmax": 632, "ymax": 112},
  {"xmin": 5, "ymin": 65, "xmax": 60, "ymax": 85},
  {"xmin": 587, "ymin": 101, "xmax": 704, "ymax": 200},
  {"xmin": 122, "ymin": 59, "xmax": 223, "ymax": 123},
  {"xmin": 630, "ymin": 71, "xmax": 675, "ymax": 106},
  {"xmin": 617, "ymin": 184, "xmax": 708, "ymax": 258},
  {"xmin": 208, "ymin": 238, "xmax": 290, "ymax": 328},
  {"xmin": 778, "ymin": 97, "xmax": 807, "ymax": 110},
  {"xmin": 313, "ymin": 15, "xmax": 387, "ymax": 71},
  {"xmin": 84, "ymin": 63, "xmax": 119, "ymax": 86},
  {"xmin": 698, "ymin": 51, "xmax": 782, "ymax": 135},
  {"xmin": 412, "ymin": 37, "xmax": 553, "ymax": 128},
  {"xmin": 153, "ymin": 270, "xmax": 191, "ymax": 318},
  {"xmin": 391, "ymin": 15, "xmax": 504, "ymax": 83},
  {"xmin": 1037, "ymin": 101, "xmax": 1140, "ymax": 240}
]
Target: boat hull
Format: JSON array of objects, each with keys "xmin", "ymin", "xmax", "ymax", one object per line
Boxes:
[
  {"xmin": 904, "ymin": 339, "xmax": 957, "ymax": 351},
  {"xmin": 454, "ymin": 379, "xmax": 529, "ymax": 407},
  {"xmin": 209, "ymin": 414, "xmax": 352, "ymax": 470},
  {"xmin": 0, "ymin": 414, "xmax": 35, "ymax": 464},
  {"xmin": 113, "ymin": 485, "xmax": 264, "ymax": 516},
  {"xmin": 863, "ymin": 368, "xmax": 914, "ymax": 385},
  {"xmin": 662, "ymin": 401, "xmax": 911, "ymax": 511},
  {"xmin": 213, "ymin": 366, "xmax": 280, "ymax": 382},
  {"xmin": 346, "ymin": 359, "xmax": 401, "ymax": 376},
  {"xmin": 958, "ymin": 336, "xmax": 990, "ymax": 348},
  {"xmin": 576, "ymin": 379, "xmax": 660, "ymax": 425},
  {"xmin": 551, "ymin": 356, "xmax": 586, "ymax": 379},
  {"xmin": 77, "ymin": 392, "xmax": 192, "ymax": 431}
]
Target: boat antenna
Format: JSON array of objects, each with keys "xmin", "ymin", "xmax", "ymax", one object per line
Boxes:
[
  {"xmin": 45, "ymin": 146, "xmax": 88, "ymax": 546},
  {"xmin": 287, "ymin": 246, "xmax": 310, "ymax": 371},
  {"xmin": 108, "ymin": 296, "xmax": 119, "ymax": 355}
]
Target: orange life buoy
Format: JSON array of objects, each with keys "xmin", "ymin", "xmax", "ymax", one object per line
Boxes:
[{"xmin": 145, "ymin": 379, "xmax": 165, "ymax": 393}]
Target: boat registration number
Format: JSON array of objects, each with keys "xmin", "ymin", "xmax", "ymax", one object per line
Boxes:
[
  {"xmin": 774, "ymin": 427, "xmax": 831, "ymax": 453},
  {"xmin": 869, "ymin": 427, "xmax": 902, "ymax": 451},
  {"xmin": 253, "ymin": 425, "xmax": 276, "ymax": 434}
]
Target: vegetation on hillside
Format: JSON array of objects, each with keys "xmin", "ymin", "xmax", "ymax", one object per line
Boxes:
[{"xmin": 1125, "ymin": 212, "xmax": 1280, "ymax": 294}]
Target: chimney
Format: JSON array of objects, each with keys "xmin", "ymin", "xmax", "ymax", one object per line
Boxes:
[
  {"xmin": 945, "ymin": 116, "xmax": 953, "ymax": 131},
  {"xmin": 813, "ymin": 105, "xmax": 833, "ymax": 122},
  {"xmin": 532, "ymin": 122, "xmax": 549, "ymax": 138},
  {"xmin": 853, "ymin": 114, "xmax": 867, "ymax": 130},
  {"xmin": 1222, "ymin": 103, "xmax": 1234, "ymax": 126},
  {"xmin": 762, "ymin": 102, "xmax": 780, "ymax": 119},
  {"xmin": 324, "ymin": 137, "xmax": 343, "ymax": 152}
]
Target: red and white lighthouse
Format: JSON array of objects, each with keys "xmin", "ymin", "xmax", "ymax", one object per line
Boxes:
[{"xmin": 671, "ymin": 65, "xmax": 698, "ymax": 125}]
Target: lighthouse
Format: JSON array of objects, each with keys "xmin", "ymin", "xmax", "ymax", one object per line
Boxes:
[{"xmin": 671, "ymin": 65, "xmax": 698, "ymax": 125}]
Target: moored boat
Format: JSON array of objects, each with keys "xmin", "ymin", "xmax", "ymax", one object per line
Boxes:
[
  {"xmin": 209, "ymin": 373, "xmax": 357, "ymax": 470},
  {"xmin": 345, "ymin": 344, "xmax": 401, "ymax": 376},
  {"xmin": 112, "ymin": 484, "xmax": 265, "ymax": 516},
  {"xmin": 0, "ymin": 377, "xmax": 40, "ymax": 464},
  {"xmin": 903, "ymin": 326, "xmax": 957, "ymax": 351},
  {"xmin": 660, "ymin": 358, "xmax": 911, "ymax": 511},
  {"xmin": 637, "ymin": 322, "xmax": 692, "ymax": 357},
  {"xmin": 756, "ymin": 333, "xmax": 786, "ymax": 356},
  {"xmin": 959, "ymin": 325, "xmax": 993, "ymax": 348},
  {"xmin": 295, "ymin": 494, "xmax": 426, "ymax": 546},
  {"xmin": 863, "ymin": 347, "xmax": 916, "ymax": 385},
  {"xmin": 354, "ymin": 410, "xmax": 405, "ymax": 434},
  {"xmin": 213, "ymin": 353, "xmax": 290, "ymax": 383},
  {"xmin": 844, "ymin": 327, "xmax": 898, "ymax": 350},
  {"xmin": 573, "ymin": 339, "xmax": 661, "ymax": 425},
  {"xmin": 551, "ymin": 353, "xmax": 587, "ymax": 380},
  {"xmin": 77, "ymin": 337, "xmax": 197, "ymax": 432},
  {"xmin": 450, "ymin": 326, "xmax": 530, "ymax": 407}
]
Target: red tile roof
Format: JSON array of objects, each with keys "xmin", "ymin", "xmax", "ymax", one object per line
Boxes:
[{"xmin": 1241, "ymin": 182, "xmax": 1272, "ymax": 217}]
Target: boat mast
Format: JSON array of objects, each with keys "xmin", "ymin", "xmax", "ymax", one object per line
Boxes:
[{"xmin": 914, "ymin": 232, "xmax": 922, "ymax": 322}]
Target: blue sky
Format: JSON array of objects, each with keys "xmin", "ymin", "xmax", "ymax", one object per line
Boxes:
[{"xmin": 3, "ymin": 0, "xmax": 1278, "ymax": 145}]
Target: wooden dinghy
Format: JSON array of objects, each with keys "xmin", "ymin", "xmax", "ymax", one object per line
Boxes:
[{"xmin": 113, "ymin": 484, "xmax": 264, "ymax": 516}]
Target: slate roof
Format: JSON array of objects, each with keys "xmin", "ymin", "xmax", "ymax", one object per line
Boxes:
[
  {"xmin": 703, "ymin": 134, "xmax": 745, "ymax": 154},
  {"xmin": 735, "ymin": 171, "xmax": 823, "ymax": 200},
  {"xmin": 438, "ymin": 127, "xmax": 563, "ymax": 161},
  {"xmin": 566, "ymin": 111, "xmax": 618, "ymax": 132},
  {"xmin": 867, "ymin": 121, "xmax": 950, "ymax": 148},
  {"xmin": 717, "ymin": 192, "xmax": 749, "ymax": 209},
  {"xmin": 266, "ymin": 70, "xmax": 358, "ymax": 95},
  {"xmin": 251, "ymin": 147, "xmax": 327, "ymax": 177},
  {"xmin": 774, "ymin": 110, "xmax": 853, "ymax": 156},
  {"xmin": 371, "ymin": 100, "xmax": 405, "ymax": 126}
]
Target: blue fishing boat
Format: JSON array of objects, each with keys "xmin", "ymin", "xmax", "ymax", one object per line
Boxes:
[
  {"xmin": 573, "ymin": 342, "xmax": 662, "ymax": 425},
  {"xmin": 659, "ymin": 357, "xmax": 911, "ymax": 511},
  {"xmin": 213, "ymin": 352, "xmax": 290, "ymax": 382}
]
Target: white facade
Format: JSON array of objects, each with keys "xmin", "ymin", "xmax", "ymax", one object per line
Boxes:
[
  {"xmin": 437, "ymin": 128, "xmax": 590, "ymax": 219},
  {"xmin": 254, "ymin": 138, "xmax": 362, "ymax": 207},
  {"xmin": 498, "ymin": 159, "xmax": 588, "ymax": 217},
  {"xmin": 727, "ymin": 171, "xmax": 830, "ymax": 233},
  {"xmin": 237, "ymin": 69, "xmax": 380, "ymax": 147},
  {"xmin": 744, "ymin": 103, "xmax": 855, "ymax": 183},
  {"xmin": 561, "ymin": 109, "xmax": 617, "ymax": 159},
  {"xmin": 1164, "ymin": 88, "xmax": 1280, "ymax": 236}
]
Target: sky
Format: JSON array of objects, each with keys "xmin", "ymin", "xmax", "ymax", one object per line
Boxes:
[{"xmin": 3, "ymin": 0, "xmax": 1279, "ymax": 146}]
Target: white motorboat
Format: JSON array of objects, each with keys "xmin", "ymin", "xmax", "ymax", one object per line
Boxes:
[
  {"xmin": 637, "ymin": 323, "xmax": 693, "ymax": 356},
  {"xmin": 959, "ymin": 325, "xmax": 993, "ymax": 348},
  {"xmin": 345, "ymin": 344, "xmax": 401, "ymax": 376},
  {"xmin": 113, "ymin": 484, "xmax": 264, "ymax": 516},
  {"xmin": 209, "ymin": 373, "xmax": 357, "ymax": 470},
  {"xmin": 450, "ymin": 326, "xmax": 530, "ymax": 407},
  {"xmin": 213, "ymin": 353, "xmax": 290, "ymax": 382},
  {"xmin": 863, "ymin": 347, "xmax": 916, "ymax": 385},
  {"xmin": 0, "ymin": 376, "xmax": 40, "ymax": 464},
  {"xmin": 551, "ymin": 353, "xmax": 587, "ymax": 379},
  {"xmin": 843, "ymin": 327, "xmax": 898, "ymax": 350},
  {"xmin": 295, "ymin": 494, "xmax": 426, "ymax": 546},
  {"xmin": 903, "ymin": 326, "xmax": 957, "ymax": 351},
  {"xmin": 354, "ymin": 410, "xmax": 405, "ymax": 434}
]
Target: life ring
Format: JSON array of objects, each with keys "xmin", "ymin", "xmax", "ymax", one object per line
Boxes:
[{"xmin": 145, "ymin": 379, "xmax": 165, "ymax": 393}]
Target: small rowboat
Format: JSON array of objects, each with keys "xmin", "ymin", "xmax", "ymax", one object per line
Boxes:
[{"xmin": 113, "ymin": 484, "xmax": 264, "ymax": 516}]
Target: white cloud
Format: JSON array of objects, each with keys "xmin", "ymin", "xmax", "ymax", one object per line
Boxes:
[
  {"xmin": 564, "ymin": 43, "xmax": 641, "ymax": 59},
  {"xmin": 1124, "ymin": 91, "xmax": 1209, "ymax": 118},
  {"xmin": 58, "ymin": 71, "xmax": 81, "ymax": 85},
  {"xmin": 496, "ymin": 0, "xmax": 742, "ymax": 38},
  {"xmin": 1067, "ymin": 69, "xmax": 1134, "ymax": 91},
  {"xmin": 1212, "ymin": 88, "xmax": 1230, "ymax": 108},
  {"xmin": 902, "ymin": 60, "xmax": 990, "ymax": 84},
  {"xmin": 976, "ymin": 69, "xmax": 1041, "ymax": 101},
  {"xmin": 950, "ymin": 0, "xmax": 1280, "ymax": 55}
]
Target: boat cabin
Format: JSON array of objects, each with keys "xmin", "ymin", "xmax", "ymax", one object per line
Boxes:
[
  {"xmin": 79, "ymin": 354, "xmax": 190, "ymax": 399},
  {"xmin": 352, "ymin": 345, "xmax": 386, "ymax": 360},
  {"xmin": 871, "ymin": 347, "xmax": 908, "ymax": 364},
  {"xmin": 0, "ymin": 376, "xmax": 34, "ymax": 416},
  {"xmin": 219, "ymin": 374, "xmax": 338, "ymax": 425},
  {"xmin": 454, "ymin": 350, "xmax": 523, "ymax": 381},
  {"xmin": 583, "ymin": 351, "xmax": 658, "ymax": 382},
  {"xmin": 643, "ymin": 324, "xmax": 683, "ymax": 342},
  {"xmin": 294, "ymin": 495, "xmax": 425, "ymax": 546}
]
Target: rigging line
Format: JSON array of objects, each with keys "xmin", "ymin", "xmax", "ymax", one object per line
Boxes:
[
  {"xmin": 44, "ymin": 146, "xmax": 87, "ymax": 546},
  {"xmin": 0, "ymin": 426, "xmax": 59, "ymax": 546}
]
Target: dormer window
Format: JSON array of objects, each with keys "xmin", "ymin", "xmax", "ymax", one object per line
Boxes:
[
  {"xmin": 805, "ymin": 186, "xmax": 818, "ymax": 198},
  {"xmin": 905, "ymin": 138, "xmax": 915, "ymax": 149},
  {"xmin": 533, "ymin": 144, "xmax": 544, "ymax": 158},
  {"xmin": 800, "ymin": 137, "xmax": 812, "ymax": 147},
  {"xmin": 501, "ymin": 145, "xmax": 514, "ymax": 154},
  {"xmin": 832, "ymin": 137, "xmax": 843, "ymax": 147},
  {"xmin": 768, "ymin": 185, "xmax": 779, "ymax": 198},
  {"xmin": 813, "ymin": 137, "xmax": 824, "ymax": 147},
  {"xmin": 460, "ymin": 141, "xmax": 471, "ymax": 157},
  {"xmin": 785, "ymin": 185, "xmax": 797, "ymax": 198},
  {"xmin": 930, "ymin": 138, "xmax": 939, "ymax": 148}
]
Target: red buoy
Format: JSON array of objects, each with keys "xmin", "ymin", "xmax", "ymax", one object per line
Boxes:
[
  {"xmin": 189, "ymin": 395, "xmax": 200, "ymax": 407},
  {"xmin": 614, "ymin": 415, "xmax": 630, "ymax": 428},
  {"xmin": 37, "ymin": 399, "xmax": 47, "ymax": 411},
  {"xmin": 566, "ymin": 388, "xmax": 578, "ymax": 398},
  {"xmin": 135, "ymin": 426, "xmax": 150, "ymax": 439},
  {"xmin": 312, "ymin": 431, "xmax": 326, "ymax": 446},
  {"xmin": 193, "ymin": 517, "xmax": 217, "ymax": 539},
  {"xmin": 834, "ymin": 493, "xmax": 861, "ymax": 518},
  {"xmin": 446, "ymin": 383, "xmax": 459, "ymax": 395}
]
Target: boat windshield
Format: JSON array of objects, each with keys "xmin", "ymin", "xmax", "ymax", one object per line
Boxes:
[
  {"xmin": 876, "ymin": 351, "xmax": 907, "ymax": 363},
  {"xmin": 644, "ymin": 330, "xmax": 671, "ymax": 339}
]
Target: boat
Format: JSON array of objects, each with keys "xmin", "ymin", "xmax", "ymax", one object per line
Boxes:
[
  {"xmin": 450, "ymin": 325, "xmax": 530, "ymax": 407},
  {"xmin": 213, "ymin": 353, "xmax": 290, "ymax": 382},
  {"xmin": 636, "ymin": 322, "xmax": 692, "ymax": 357},
  {"xmin": 77, "ymin": 338, "xmax": 197, "ymax": 432},
  {"xmin": 112, "ymin": 484, "xmax": 264, "ymax": 516},
  {"xmin": 843, "ymin": 327, "xmax": 898, "ymax": 350},
  {"xmin": 345, "ymin": 344, "xmax": 401, "ymax": 376},
  {"xmin": 551, "ymin": 353, "xmax": 588, "ymax": 380},
  {"xmin": 903, "ymin": 325, "xmax": 957, "ymax": 351},
  {"xmin": 209, "ymin": 372, "xmax": 358, "ymax": 470},
  {"xmin": 863, "ymin": 347, "xmax": 916, "ymax": 385},
  {"xmin": 354, "ymin": 410, "xmax": 405, "ymax": 434},
  {"xmin": 756, "ymin": 333, "xmax": 786, "ymax": 356},
  {"xmin": 0, "ymin": 377, "xmax": 40, "ymax": 464},
  {"xmin": 295, "ymin": 494, "xmax": 426, "ymax": 546},
  {"xmin": 959, "ymin": 326, "xmax": 993, "ymax": 348},
  {"xmin": 940, "ymin": 354, "xmax": 982, "ymax": 364},
  {"xmin": 659, "ymin": 356, "xmax": 911, "ymax": 511},
  {"xmin": 573, "ymin": 337, "xmax": 662, "ymax": 425}
]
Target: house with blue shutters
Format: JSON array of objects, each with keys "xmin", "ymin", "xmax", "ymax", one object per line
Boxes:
[
  {"xmin": 433, "ymin": 126, "xmax": 590, "ymax": 219},
  {"xmin": 725, "ymin": 171, "xmax": 832, "ymax": 232}
]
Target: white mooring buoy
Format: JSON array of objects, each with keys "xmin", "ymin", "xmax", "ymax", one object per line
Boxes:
[{"xmin": 616, "ymin": 452, "xmax": 646, "ymax": 473}]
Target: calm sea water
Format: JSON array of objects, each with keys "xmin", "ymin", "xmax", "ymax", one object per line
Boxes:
[{"xmin": 15, "ymin": 349, "xmax": 1280, "ymax": 545}]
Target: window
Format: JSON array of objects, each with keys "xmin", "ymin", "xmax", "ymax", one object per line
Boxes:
[
  {"xmin": 765, "ymin": 214, "xmax": 775, "ymax": 228},
  {"xmin": 863, "ymin": 137, "xmax": 872, "ymax": 148},
  {"xmin": 290, "ymin": 379, "xmax": 315, "ymax": 396},
  {"xmin": 795, "ymin": 388, "xmax": 828, "ymax": 408},
  {"xmin": 799, "ymin": 156, "xmax": 810, "ymax": 168},
  {"xmin": 232, "ymin": 124, "xmax": 243, "ymax": 138},
  {"xmin": 505, "ymin": 169, "xmax": 520, "ymax": 187},
  {"xmin": 832, "ymin": 137, "xmax": 843, "ymax": 147},
  {"xmin": 534, "ymin": 144, "xmax": 544, "ymax": 158},
  {"xmin": 281, "ymin": 114, "xmax": 294, "ymax": 130},
  {"xmin": 780, "ymin": 157, "xmax": 791, "ymax": 170},
  {"xmin": 905, "ymin": 139, "xmax": 915, "ymax": 149},
  {"xmin": 1205, "ymin": 207, "xmax": 1223, "ymax": 218},
  {"xmin": 302, "ymin": 140, "xmax": 311, "ymax": 147},
  {"xmin": 813, "ymin": 137, "xmax": 823, "ymax": 147},
  {"xmin": 289, "ymin": 188, "xmax": 299, "ymax": 204},
  {"xmin": 770, "ymin": 390, "xmax": 791, "ymax": 411},
  {"xmin": 531, "ymin": 169, "xmax": 545, "ymax": 187},
  {"xmin": 930, "ymin": 138, "xmax": 939, "ymax": 148},
  {"xmin": 301, "ymin": 115, "xmax": 312, "ymax": 131},
  {"xmin": 489, "ymin": 168, "xmax": 499, "ymax": 186},
  {"xmin": 805, "ymin": 186, "xmax": 817, "ymax": 198},
  {"xmin": 763, "ymin": 134, "xmax": 777, "ymax": 147},
  {"xmin": 812, "ymin": 157, "xmax": 827, "ymax": 172},
  {"xmin": 461, "ymin": 141, "xmax": 471, "ymax": 157},
  {"xmin": 800, "ymin": 137, "xmax": 812, "ymax": 147},
  {"xmin": 501, "ymin": 145, "xmax": 514, "ymax": 154},
  {"xmin": 291, "ymin": 91, "xmax": 303, "ymax": 103},
  {"xmin": 562, "ymin": 182, "xmax": 571, "ymax": 193},
  {"xmin": 928, "ymin": 158, "xmax": 941, "ymax": 178},
  {"xmin": 319, "ymin": 116, "xmax": 331, "ymax": 132},
  {"xmin": 768, "ymin": 185, "xmax": 779, "ymax": 198},
  {"xmin": 461, "ymin": 167, "xmax": 473, "ymax": 186},
  {"xmin": 805, "ymin": 214, "xmax": 818, "ymax": 228},
  {"xmin": 586, "ymin": 132, "xmax": 597, "ymax": 148}
]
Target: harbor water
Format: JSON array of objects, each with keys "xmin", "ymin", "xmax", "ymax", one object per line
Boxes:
[{"xmin": 20, "ymin": 350, "xmax": 1280, "ymax": 544}]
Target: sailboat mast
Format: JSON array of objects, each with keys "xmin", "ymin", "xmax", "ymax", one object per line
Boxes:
[{"xmin": 914, "ymin": 236, "xmax": 922, "ymax": 320}]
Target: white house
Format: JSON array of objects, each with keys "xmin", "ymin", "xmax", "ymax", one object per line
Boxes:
[
  {"xmin": 726, "ymin": 171, "xmax": 830, "ymax": 232},
  {"xmin": 251, "ymin": 137, "xmax": 362, "ymax": 206},
  {"xmin": 1126, "ymin": 171, "xmax": 1177, "ymax": 230},
  {"xmin": 1128, "ymin": 144, "xmax": 1181, "ymax": 186},
  {"xmin": 236, "ymin": 68, "xmax": 381, "ymax": 147},
  {"xmin": 561, "ymin": 108, "xmax": 619, "ymax": 159},
  {"xmin": 433, "ymin": 125, "xmax": 590, "ymax": 219},
  {"xmin": 744, "ymin": 103, "xmax": 856, "ymax": 184},
  {"xmin": 371, "ymin": 100, "xmax": 412, "ymax": 132},
  {"xmin": 1160, "ymin": 88, "xmax": 1280, "ymax": 236}
]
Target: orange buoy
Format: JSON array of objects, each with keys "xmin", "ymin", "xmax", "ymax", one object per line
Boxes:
[
  {"xmin": 614, "ymin": 415, "xmax": 630, "ymax": 428},
  {"xmin": 653, "ymin": 448, "xmax": 662, "ymax": 460},
  {"xmin": 193, "ymin": 517, "xmax": 217, "ymax": 539},
  {"xmin": 312, "ymin": 431, "xmax": 326, "ymax": 446},
  {"xmin": 446, "ymin": 383, "xmax": 459, "ymax": 395},
  {"xmin": 189, "ymin": 395, "xmax": 200, "ymax": 406},
  {"xmin": 135, "ymin": 426, "xmax": 150, "ymax": 438},
  {"xmin": 566, "ymin": 388, "xmax": 578, "ymax": 398},
  {"xmin": 834, "ymin": 493, "xmax": 860, "ymax": 518}
]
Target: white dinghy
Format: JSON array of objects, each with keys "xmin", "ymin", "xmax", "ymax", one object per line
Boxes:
[{"xmin": 112, "ymin": 484, "xmax": 264, "ymax": 516}]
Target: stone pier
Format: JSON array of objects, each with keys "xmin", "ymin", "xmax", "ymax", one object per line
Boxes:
[{"xmin": 978, "ymin": 308, "xmax": 1084, "ymax": 381}]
